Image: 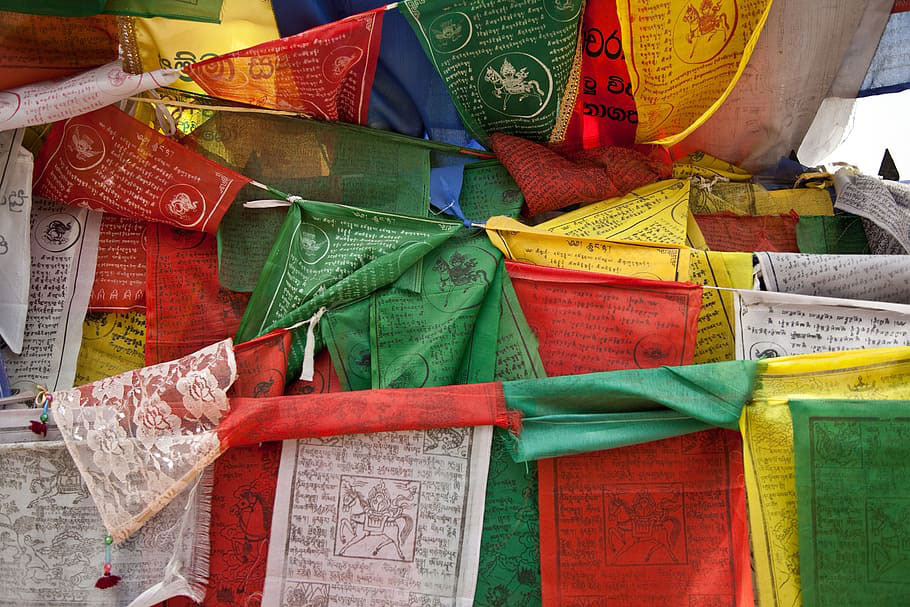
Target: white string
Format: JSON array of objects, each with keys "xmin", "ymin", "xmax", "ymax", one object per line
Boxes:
[{"xmin": 298, "ymin": 307, "xmax": 327, "ymax": 382}]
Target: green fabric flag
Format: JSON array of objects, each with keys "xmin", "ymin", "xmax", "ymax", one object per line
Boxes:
[
  {"xmin": 458, "ymin": 159, "xmax": 526, "ymax": 221},
  {"xmin": 0, "ymin": 0, "xmax": 106, "ymax": 16},
  {"xmin": 103, "ymin": 0, "xmax": 223, "ymax": 21},
  {"xmin": 323, "ymin": 298, "xmax": 373, "ymax": 391},
  {"xmin": 401, "ymin": 0, "xmax": 582, "ymax": 143},
  {"xmin": 790, "ymin": 399, "xmax": 910, "ymax": 607},
  {"xmin": 235, "ymin": 200, "xmax": 461, "ymax": 376},
  {"xmin": 504, "ymin": 360, "xmax": 759, "ymax": 461},
  {"xmin": 796, "ymin": 215, "xmax": 871, "ymax": 254},
  {"xmin": 475, "ymin": 275, "xmax": 547, "ymax": 607}
]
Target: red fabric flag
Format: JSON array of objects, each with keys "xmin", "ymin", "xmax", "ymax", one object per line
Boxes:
[
  {"xmin": 285, "ymin": 349, "xmax": 342, "ymax": 395},
  {"xmin": 229, "ymin": 330, "xmax": 292, "ymax": 399},
  {"xmin": 185, "ymin": 9, "xmax": 383, "ymax": 124},
  {"xmin": 538, "ymin": 429, "xmax": 753, "ymax": 606},
  {"xmin": 145, "ymin": 224, "xmax": 250, "ymax": 365},
  {"xmin": 894, "ymin": 0, "xmax": 910, "ymax": 13},
  {"xmin": 507, "ymin": 261, "xmax": 701, "ymax": 376},
  {"xmin": 562, "ymin": 0, "xmax": 637, "ymax": 150},
  {"xmin": 694, "ymin": 212, "xmax": 800, "ymax": 252},
  {"xmin": 490, "ymin": 133, "xmax": 671, "ymax": 216},
  {"xmin": 89, "ymin": 214, "xmax": 147, "ymax": 311},
  {"xmin": 33, "ymin": 104, "xmax": 250, "ymax": 233}
]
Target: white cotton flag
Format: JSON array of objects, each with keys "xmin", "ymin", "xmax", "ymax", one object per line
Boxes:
[{"xmin": 0, "ymin": 141, "xmax": 33, "ymax": 354}]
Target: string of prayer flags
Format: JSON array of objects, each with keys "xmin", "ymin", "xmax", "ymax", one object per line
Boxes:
[
  {"xmin": 1, "ymin": 198, "xmax": 100, "ymax": 392},
  {"xmin": 756, "ymin": 252, "xmax": 910, "ymax": 303},
  {"xmin": 118, "ymin": 0, "xmax": 281, "ymax": 94},
  {"xmin": 503, "ymin": 359, "xmax": 757, "ymax": 461},
  {"xmin": 186, "ymin": 9, "xmax": 384, "ymax": 124},
  {"xmin": 235, "ymin": 199, "xmax": 461, "ymax": 378},
  {"xmin": 538, "ymin": 429, "xmax": 753, "ymax": 607},
  {"xmin": 0, "ymin": 12, "xmax": 118, "ymax": 91},
  {"xmin": 485, "ymin": 215, "xmax": 691, "ymax": 281},
  {"xmin": 74, "ymin": 311, "xmax": 146, "ymax": 385},
  {"xmin": 0, "ymin": 62, "xmax": 178, "ymax": 132},
  {"xmin": 401, "ymin": 0, "xmax": 582, "ymax": 143},
  {"xmin": 741, "ymin": 347, "xmax": 910, "ymax": 607},
  {"xmin": 33, "ymin": 104, "xmax": 251, "ymax": 233},
  {"xmin": 790, "ymin": 399, "xmax": 910, "ymax": 607},
  {"xmin": 506, "ymin": 261, "xmax": 701, "ymax": 376},
  {"xmin": 145, "ymin": 224, "xmax": 249, "ymax": 365},
  {"xmin": 796, "ymin": 215, "xmax": 870, "ymax": 254},
  {"xmin": 694, "ymin": 211, "xmax": 800, "ymax": 252},
  {"xmin": 834, "ymin": 170, "xmax": 910, "ymax": 254},
  {"xmin": 89, "ymin": 214, "xmax": 147, "ymax": 311},
  {"xmin": 0, "ymin": 142, "xmax": 32, "ymax": 355},
  {"xmin": 690, "ymin": 250, "xmax": 754, "ymax": 364},
  {"xmin": 617, "ymin": 0, "xmax": 773, "ymax": 144},
  {"xmin": 734, "ymin": 290, "xmax": 910, "ymax": 360},
  {"xmin": 490, "ymin": 133, "xmax": 671, "ymax": 216}
]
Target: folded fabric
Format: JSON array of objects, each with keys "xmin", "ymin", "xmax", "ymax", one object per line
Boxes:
[
  {"xmin": 490, "ymin": 133, "xmax": 671, "ymax": 216},
  {"xmin": 503, "ymin": 360, "xmax": 758, "ymax": 461}
]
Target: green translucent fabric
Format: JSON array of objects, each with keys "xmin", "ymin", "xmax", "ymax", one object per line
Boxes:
[
  {"xmin": 323, "ymin": 298, "xmax": 372, "ymax": 391},
  {"xmin": 796, "ymin": 215, "xmax": 871, "ymax": 254},
  {"xmin": 791, "ymin": 399, "xmax": 910, "ymax": 607},
  {"xmin": 0, "ymin": 1, "xmax": 106, "ymax": 16},
  {"xmin": 504, "ymin": 360, "xmax": 759, "ymax": 461},
  {"xmin": 235, "ymin": 199, "xmax": 460, "ymax": 376},
  {"xmin": 103, "ymin": 0, "xmax": 223, "ymax": 21}
]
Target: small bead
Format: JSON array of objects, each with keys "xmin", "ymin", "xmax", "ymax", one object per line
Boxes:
[
  {"xmin": 45, "ymin": 394, "xmax": 53, "ymax": 403},
  {"xmin": 103, "ymin": 563, "xmax": 111, "ymax": 574},
  {"xmin": 105, "ymin": 535, "xmax": 113, "ymax": 545},
  {"xmin": 39, "ymin": 413, "xmax": 48, "ymax": 422}
]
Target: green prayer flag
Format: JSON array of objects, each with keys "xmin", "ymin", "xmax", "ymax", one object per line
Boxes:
[
  {"xmin": 323, "ymin": 298, "xmax": 373, "ymax": 391},
  {"xmin": 401, "ymin": 0, "xmax": 582, "ymax": 142},
  {"xmin": 459, "ymin": 160, "xmax": 526, "ymax": 221},
  {"xmin": 493, "ymin": 272, "xmax": 547, "ymax": 382},
  {"xmin": 504, "ymin": 360, "xmax": 759, "ymax": 461},
  {"xmin": 0, "ymin": 0, "xmax": 106, "ymax": 16},
  {"xmin": 103, "ymin": 0, "xmax": 223, "ymax": 22},
  {"xmin": 236, "ymin": 200, "xmax": 461, "ymax": 376},
  {"xmin": 790, "ymin": 399, "xmax": 910, "ymax": 607},
  {"xmin": 796, "ymin": 215, "xmax": 871, "ymax": 254}
]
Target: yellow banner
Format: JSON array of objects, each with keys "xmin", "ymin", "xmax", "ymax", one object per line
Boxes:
[
  {"xmin": 742, "ymin": 347, "xmax": 910, "ymax": 607},
  {"xmin": 74, "ymin": 312, "xmax": 147, "ymax": 385},
  {"xmin": 122, "ymin": 0, "xmax": 279, "ymax": 94},
  {"xmin": 535, "ymin": 179, "xmax": 689, "ymax": 245},
  {"xmin": 689, "ymin": 182, "xmax": 834, "ymax": 216},
  {"xmin": 673, "ymin": 151, "xmax": 752, "ymax": 182},
  {"xmin": 618, "ymin": 0, "xmax": 773, "ymax": 145},
  {"xmin": 690, "ymin": 250, "xmax": 751, "ymax": 364},
  {"xmin": 485, "ymin": 216, "xmax": 690, "ymax": 281}
]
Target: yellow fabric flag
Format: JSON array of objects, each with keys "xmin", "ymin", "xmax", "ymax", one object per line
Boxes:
[
  {"xmin": 618, "ymin": 0, "xmax": 773, "ymax": 145},
  {"xmin": 485, "ymin": 216, "xmax": 690, "ymax": 281},
  {"xmin": 119, "ymin": 0, "xmax": 280, "ymax": 94},
  {"xmin": 742, "ymin": 347, "xmax": 910, "ymax": 607},
  {"xmin": 535, "ymin": 179, "xmax": 689, "ymax": 245},
  {"xmin": 74, "ymin": 312, "xmax": 147, "ymax": 385},
  {"xmin": 690, "ymin": 250, "xmax": 752, "ymax": 364},
  {"xmin": 686, "ymin": 211, "xmax": 709, "ymax": 249},
  {"xmin": 673, "ymin": 151, "xmax": 752, "ymax": 182},
  {"xmin": 689, "ymin": 181, "xmax": 834, "ymax": 215}
]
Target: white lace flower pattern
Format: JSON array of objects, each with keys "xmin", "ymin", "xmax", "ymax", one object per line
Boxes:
[{"xmin": 176, "ymin": 368, "xmax": 229, "ymax": 424}]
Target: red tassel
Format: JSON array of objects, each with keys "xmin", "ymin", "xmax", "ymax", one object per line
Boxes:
[
  {"xmin": 29, "ymin": 420, "xmax": 47, "ymax": 437},
  {"xmin": 95, "ymin": 574, "xmax": 121, "ymax": 589}
]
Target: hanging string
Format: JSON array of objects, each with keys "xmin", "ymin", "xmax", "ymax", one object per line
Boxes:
[
  {"xmin": 28, "ymin": 386, "xmax": 50, "ymax": 437},
  {"xmin": 95, "ymin": 535, "xmax": 121, "ymax": 589}
]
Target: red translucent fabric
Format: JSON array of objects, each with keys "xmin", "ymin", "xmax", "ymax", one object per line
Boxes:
[
  {"xmin": 695, "ymin": 211, "xmax": 800, "ymax": 252},
  {"xmin": 89, "ymin": 214, "xmax": 147, "ymax": 311}
]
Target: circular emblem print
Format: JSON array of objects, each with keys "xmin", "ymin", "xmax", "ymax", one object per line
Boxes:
[
  {"xmin": 347, "ymin": 344, "xmax": 372, "ymax": 382},
  {"xmin": 673, "ymin": 0, "xmax": 738, "ymax": 65},
  {"xmin": 384, "ymin": 353, "xmax": 430, "ymax": 389},
  {"xmin": 82, "ymin": 312, "xmax": 115, "ymax": 341},
  {"xmin": 64, "ymin": 124, "xmax": 106, "ymax": 171},
  {"xmin": 422, "ymin": 246, "xmax": 496, "ymax": 313},
  {"xmin": 0, "ymin": 92, "xmax": 21, "ymax": 126},
  {"xmin": 428, "ymin": 12, "xmax": 473, "ymax": 53},
  {"xmin": 159, "ymin": 184, "xmax": 206, "ymax": 229},
  {"xmin": 98, "ymin": 65, "xmax": 143, "ymax": 96},
  {"xmin": 161, "ymin": 226, "xmax": 207, "ymax": 250},
  {"xmin": 479, "ymin": 52, "xmax": 553, "ymax": 118},
  {"xmin": 749, "ymin": 341, "xmax": 787, "ymax": 360},
  {"xmin": 545, "ymin": 0, "xmax": 583, "ymax": 22},
  {"xmin": 634, "ymin": 102, "xmax": 675, "ymax": 141},
  {"xmin": 323, "ymin": 46, "xmax": 365, "ymax": 83},
  {"xmin": 35, "ymin": 213, "xmax": 81, "ymax": 253},
  {"xmin": 633, "ymin": 334, "xmax": 680, "ymax": 368},
  {"xmin": 297, "ymin": 223, "xmax": 330, "ymax": 264}
]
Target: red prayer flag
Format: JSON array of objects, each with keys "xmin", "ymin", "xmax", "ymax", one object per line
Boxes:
[
  {"xmin": 490, "ymin": 133, "xmax": 671, "ymax": 216},
  {"xmin": 229, "ymin": 329, "xmax": 291, "ymax": 399},
  {"xmin": 89, "ymin": 214, "xmax": 147, "ymax": 311},
  {"xmin": 894, "ymin": 0, "xmax": 910, "ymax": 13},
  {"xmin": 285, "ymin": 349, "xmax": 342, "ymax": 395},
  {"xmin": 694, "ymin": 212, "xmax": 800, "ymax": 252},
  {"xmin": 562, "ymin": 0, "xmax": 638, "ymax": 150},
  {"xmin": 145, "ymin": 224, "xmax": 250, "ymax": 365},
  {"xmin": 33, "ymin": 104, "xmax": 250, "ymax": 233},
  {"xmin": 506, "ymin": 261, "xmax": 701, "ymax": 376},
  {"xmin": 538, "ymin": 429, "xmax": 753, "ymax": 606},
  {"xmin": 186, "ymin": 9, "xmax": 383, "ymax": 124}
]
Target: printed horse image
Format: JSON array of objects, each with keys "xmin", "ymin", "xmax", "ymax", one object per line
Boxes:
[
  {"xmin": 484, "ymin": 58, "xmax": 545, "ymax": 111},
  {"xmin": 338, "ymin": 480, "xmax": 415, "ymax": 560},
  {"xmin": 608, "ymin": 493, "xmax": 681, "ymax": 563},
  {"xmin": 682, "ymin": 0, "xmax": 730, "ymax": 58}
]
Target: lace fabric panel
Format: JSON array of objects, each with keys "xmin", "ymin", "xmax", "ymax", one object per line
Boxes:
[{"xmin": 52, "ymin": 339, "xmax": 236, "ymax": 542}]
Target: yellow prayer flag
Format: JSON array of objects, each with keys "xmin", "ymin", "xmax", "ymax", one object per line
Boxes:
[
  {"xmin": 535, "ymin": 179, "xmax": 689, "ymax": 245},
  {"xmin": 689, "ymin": 181, "xmax": 833, "ymax": 216},
  {"xmin": 686, "ymin": 211, "xmax": 709, "ymax": 249},
  {"xmin": 618, "ymin": 0, "xmax": 773, "ymax": 145},
  {"xmin": 690, "ymin": 250, "xmax": 752, "ymax": 364},
  {"xmin": 673, "ymin": 151, "xmax": 752, "ymax": 182},
  {"xmin": 742, "ymin": 347, "xmax": 910, "ymax": 607},
  {"xmin": 485, "ymin": 216, "xmax": 690, "ymax": 281},
  {"xmin": 75, "ymin": 312, "xmax": 147, "ymax": 385}
]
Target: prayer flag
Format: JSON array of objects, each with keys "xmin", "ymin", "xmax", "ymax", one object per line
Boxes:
[
  {"xmin": 694, "ymin": 211, "xmax": 800, "ymax": 252},
  {"xmin": 795, "ymin": 215, "xmax": 870, "ymax": 254},
  {"xmin": 89, "ymin": 214, "xmax": 147, "ymax": 311}
]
